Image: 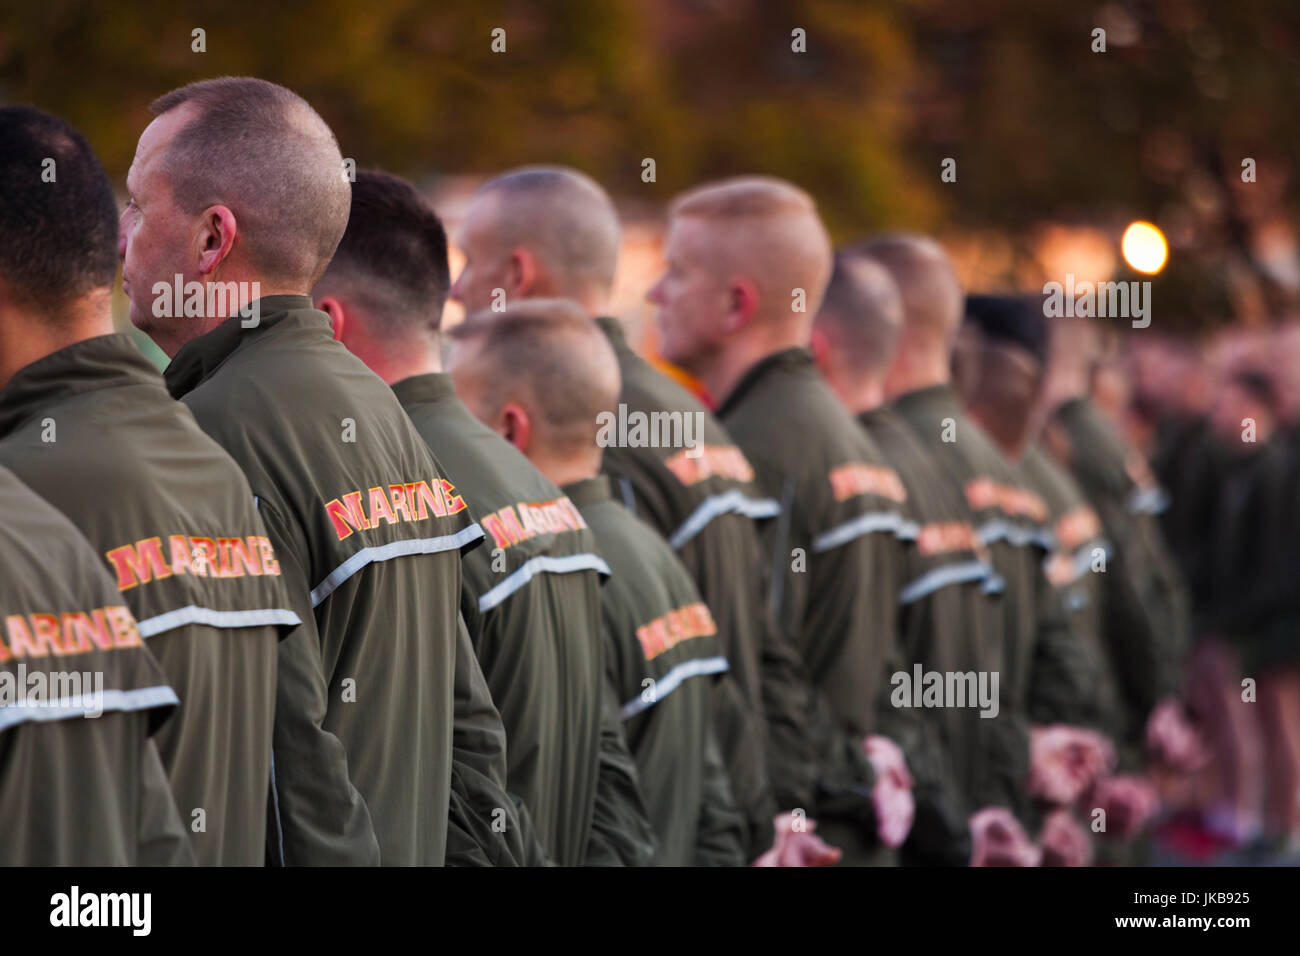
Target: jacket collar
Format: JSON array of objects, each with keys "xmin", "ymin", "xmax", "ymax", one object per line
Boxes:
[
  {"xmin": 391, "ymin": 372, "xmax": 457, "ymax": 408},
  {"xmin": 0, "ymin": 334, "xmax": 162, "ymax": 438},
  {"xmin": 164, "ymin": 294, "xmax": 321, "ymax": 398},
  {"xmin": 561, "ymin": 475, "xmax": 613, "ymax": 508},
  {"xmin": 856, "ymin": 405, "xmax": 893, "ymax": 431},
  {"xmin": 595, "ymin": 316, "xmax": 631, "ymax": 354},
  {"xmin": 714, "ymin": 347, "xmax": 814, "ymax": 418}
]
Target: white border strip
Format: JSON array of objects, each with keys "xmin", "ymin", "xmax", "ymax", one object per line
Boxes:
[
  {"xmin": 0, "ymin": 685, "xmax": 179, "ymax": 732},
  {"xmin": 895, "ymin": 519, "xmax": 922, "ymax": 542},
  {"xmin": 1127, "ymin": 486, "xmax": 1170, "ymax": 516},
  {"xmin": 1060, "ymin": 539, "xmax": 1111, "ymax": 584},
  {"xmin": 976, "ymin": 517, "xmax": 1053, "ymax": 551},
  {"xmin": 311, "ymin": 524, "xmax": 485, "ymax": 607},
  {"xmin": 137, "ymin": 606, "xmax": 302, "ymax": 639},
  {"xmin": 478, "ymin": 552, "xmax": 613, "ymax": 612},
  {"xmin": 811, "ymin": 511, "xmax": 904, "ymax": 554},
  {"xmin": 667, "ymin": 490, "xmax": 780, "ymax": 550},
  {"xmin": 620, "ymin": 655, "xmax": 729, "ymax": 719},
  {"xmin": 898, "ymin": 560, "xmax": 992, "ymax": 605}
]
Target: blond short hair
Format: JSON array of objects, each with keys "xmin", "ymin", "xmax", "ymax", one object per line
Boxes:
[
  {"xmin": 450, "ymin": 299, "xmax": 621, "ymax": 454},
  {"xmin": 668, "ymin": 176, "xmax": 834, "ymax": 320}
]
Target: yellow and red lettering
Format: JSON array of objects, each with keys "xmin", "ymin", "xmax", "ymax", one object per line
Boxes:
[
  {"xmin": 61, "ymin": 610, "xmax": 112, "ymax": 654},
  {"xmin": 4, "ymin": 615, "xmax": 42, "ymax": 659},
  {"xmin": 104, "ymin": 536, "xmax": 173, "ymax": 591},
  {"xmin": 414, "ymin": 480, "xmax": 446, "ymax": 519},
  {"xmin": 105, "ymin": 606, "xmax": 142, "ymax": 648},
  {"xmin": 326, "ymin": 491, "xmax": 372, "ymax": 540},
  {"xmin": 169, "ymin": 535, "xmax": 193, "ymax": 576},
  {"xmin": 256, "ymin": 537, "xmax": 281, "ymax": 576},
  {"xmin": 440, "ymin": 479, "xmax": 467, "ymax": 515},
  {"xmin": 189, "ymin": 536, "xmax": 219, "ymax": 577},
  {"xmin": 389, "ymin": 484, "xmax": 414, "ymax": 522}
]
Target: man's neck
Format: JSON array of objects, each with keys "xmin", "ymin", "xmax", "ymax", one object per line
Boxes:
[
  {"xmin": 833, "ymin": 375, "xmax": 886, "ymax": 417},
  {"xmin": 367, "ymin": 340, "xmax": 441, "ymax": 387},
  {"xmin": 525, "ymin": 286, "xmax": 609, "ymax": 318},
  {"xmin": 698, "ymin": 327, "xmax": 804, "ymax": 408},
  {"xmin": 155, "ymin": 277, "xmax": 308, "ymax": 358},
  {"xmin": 884, "ymin": 345, "xmax": 950, "ymax": 400},
  {"xmin": 0, "ymin": 293, "xmax": 114, "ymax": 390},
  {"xmin": 536, "ymin": 455, "xmax": 600, "ymax": 490}
]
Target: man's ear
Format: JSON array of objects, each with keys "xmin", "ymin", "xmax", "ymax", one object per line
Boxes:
[
  {"xmin": 509, "ymin": 248, "xmax": 539, "ymax": 299},
  {"xmin": 316, "ymin": 296, "xmax": 346, "ymax": 341},
  {"xmin": 196, "ymin": 205, "xmax": 238, "ymax": 279},
  {"xmin": 723, "ymin": 276, "xmax": 760, "ymax": 333},
  {"xmin": 500, "ymin": 401, "xmax": 533, "ymax": 455}
]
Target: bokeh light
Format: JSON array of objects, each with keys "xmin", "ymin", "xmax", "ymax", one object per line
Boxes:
[{"xmin": 1122, "ymin": 221, "xmax": 1169, "ymax": 274}]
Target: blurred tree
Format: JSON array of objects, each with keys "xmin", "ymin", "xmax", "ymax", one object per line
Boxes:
[{"xmin": 2, "ymin": 0, "xmax": 1296, "ymax": 329}]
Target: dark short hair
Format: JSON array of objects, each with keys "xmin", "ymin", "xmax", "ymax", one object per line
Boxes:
[
  {"xmin": 0, "ymin": 106, "xmax": 119, "ymax": 311},
  {"xmin": 964, "ymin": 294, "xmax": 1049, "ymax": 368},
  {"xmin": 321, "ymin": 169, "xmax": 450, "ymax": 334},
  {"xmin": 149, "ymin": 77, "xmax": 350, "ymax": 288}
]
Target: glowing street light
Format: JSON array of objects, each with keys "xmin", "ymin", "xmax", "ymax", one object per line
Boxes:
[{"xmin": 1121, "ymin": 221, "xmax": 1169, "ymax": 274}]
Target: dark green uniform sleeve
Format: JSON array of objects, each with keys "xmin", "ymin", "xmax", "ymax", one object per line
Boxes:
[
  {"xmin": 259, "ymin": 499, "xmax": 380, "ymax": 866},
  {"xmin": 755, "ymin": 574, "xmax": 814, "ymax": 821},
  {"xmin": 760, "ymin": 475, "xmax": 893, "ymax": 835},
  {"xmin": 1093, "ymin": 519, "xmax": 1170, "ymax": 738},
  {"xmin": 445, "ymin": 613, "xmax": 548, "ymax": 867},
  {"xmin": 1027, "ymin": 575, "xmax": 1097, "ymax": 726},
  {"xmin": 805, "ymin": 681, "xmax": 876, "ymax": 829},
  {"xmin": 137, "ymin": 736, "xmax": 195, "ymax": 866},
  {"xmin": 895, "ymin": 717, "xmax": 973, "ymax": 865},
  {"xmin": 870, "ymin": 638, "xmax": 972, "ymax": 866},
  {"xmin": 712, "ymin": 667, "xmax": 779, "ymax": 855},
  {"xmin": 758, "ymin": 485, "xmax": 820, "ymax": 813},
  {"xmin": 583, "ymin": 680, "xmax": 656, "ymax": 866},
  {"xmin": 692, "ymin": 726, "xmax": 749, "ymax": 866}
]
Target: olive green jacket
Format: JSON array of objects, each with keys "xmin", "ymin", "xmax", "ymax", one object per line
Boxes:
[
  {"xmin": 596, "ymin": 317, "xmax": 806, "ymax": 858},
  {"xmin": 0, "ymin": 334, "xmax": 295, "ymax": 865},
  {"xmin": 395, "ymin": 373, "xmax": 654, "ymax": 866},
  {"xmin": 165, "ymin": 296, "xmax": 507, "ymax": 865},
  {"xmin": 0, "ymin": 465, "xmax": 190, "ymax": 865},
  {"xmin": 569, "ymin": 475, "xmax": 746, "ymax": 866}
]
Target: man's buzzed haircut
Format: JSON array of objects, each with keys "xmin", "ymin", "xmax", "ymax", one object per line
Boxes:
[
  {"xmin": 149, "ymin": 77, "xmax": 350, "ymax": 288},
  {"xmin": 476, "ymin": 166, "xmax": 621, "ymax": 297},
  {"xmin": 851, "ymin": 233, "xmax": 964, "ymax": 348},
  {"xmin": 668, "ymin": 174, "xmax": 818, "ymax": 221},
  {"xmin": 450, "ymin": 299, "xmax": 620, "ymax": 453},
  {"xmin": 814, "ymin": 252, "xmax": 904, "ymax": 379},
  {"xmin": 318, "ymin": 169, "xmax": 450, "ymax": 336},
  {"xmin": 0, "ymin": 106, "xmax": 119, "ymax": 312},
  {"xmin": 668, "ymin": 175, "xmax": 834, "ymax": 318}
]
